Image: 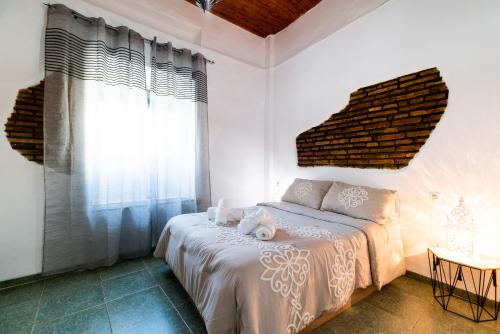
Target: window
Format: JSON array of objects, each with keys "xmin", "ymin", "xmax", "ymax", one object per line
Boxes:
[{"xmin": 83, "ymin": 51, "xmax": 197, "ymax": 207}]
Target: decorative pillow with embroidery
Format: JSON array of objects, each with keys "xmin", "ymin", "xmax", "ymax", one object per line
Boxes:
[
  {"xmin": 281, "ymin": 178, "xmax": 333, "ymax": 210},
  {"xmin": 320, "ymin": 181, "xmax": 397, "ymax": 224}
]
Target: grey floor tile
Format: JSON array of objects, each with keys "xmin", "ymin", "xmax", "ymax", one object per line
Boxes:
[
  {"xmin": 390, "ymin": 276, "xmax": 435, "ymax": 304},
  {"xmin": 107, "ymin": 286, "xmax": 190, "ymax": 334},
  {"xmin": 0, "ymin": 300, "xmax": 39, "ymax": 334},
  {"xmin": 102, "ymin": 270, "xmax": 156, "ymax": 301},
  {"xmin": 99, "ymin": 259, "xmax": 146, "ymax": 281},
  {"xmin": 0, "ymin": 322, "xmax": 34, "ymax": 334},
  {"xmin": 150, "ymin": 263, "xmax": 176, "ymax": 280},
  {"xmin": 177, "ymin": 302, "xmax": 207, "ymax": 334},
  {"xmin": 442, "ymin": 296, "xmax": 499, "ymax": 323},
  {"xmin": 0, "ymin": 282, "xmax": 44, "ymax": 334},
  {"xmin": 37, "ymin": 278, "xmax": 103, "ymax": 322},
  {"xmin": 43, "ymin": 271, "xmax": 100, "ymax": 295},
  {"xmin": 314, "ymin": 302, "xmax": 407, "ymax": 334},
  {"xmin": 0, "ymin": 282, "xmax": 44, "ymax": 308},
  {"xmin": 33, "ymin": 305, "xmax": 111, "ymax": 334},
  {"xmin": 480, "ymin": 314, "xmax": 500, "ymax": 334},
  {"xmin": 142, "ymin": 255, "xmax": 166, "ymax": 269},
  {"xmin": 365, "ymin": 284, "xmax": 428, "ymax": 328},
  {"xmin": 411, "ymin": 302, "xmax": 497, "ymax": 334},
  {"xmin": 150, "ymin": 265, "xmax": 191, "ymax": 306}
]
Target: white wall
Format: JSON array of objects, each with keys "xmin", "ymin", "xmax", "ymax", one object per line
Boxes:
[
  {"xmin": 270, "ymin": 0, "xmax": 500, "ymax": 288},
  {"xmin": 270, "ymin": 0, "xmax": 390, "ymax": 67},
  {"xmin": 0, "ymin": 0, "xmax": 267, "ymax": 281}
]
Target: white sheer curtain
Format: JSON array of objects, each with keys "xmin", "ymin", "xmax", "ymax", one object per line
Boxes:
[
  {"xmin": 148, "ymin": 95, "xmax": 197, "ymax": 201},
  {"xmin": 83, "ymin": 83, "xmax": 196, "ymax": 208},
  {"xmin": 84, "ymin": 83, "xmax": 151, "ymax": 206},
  {"xmin": 80, "ymin": 79, "xmax": 198, "ymax": 263}
]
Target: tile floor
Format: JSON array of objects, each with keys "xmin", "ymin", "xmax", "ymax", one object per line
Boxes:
[{"xmin": 0, "ymin": 256, "xmax": 498, "ymax": 334}]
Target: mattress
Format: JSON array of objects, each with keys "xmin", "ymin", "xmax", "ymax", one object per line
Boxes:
[{"xmin": 154, "ymin": 201, "xmax": 406, "ymax": 334}]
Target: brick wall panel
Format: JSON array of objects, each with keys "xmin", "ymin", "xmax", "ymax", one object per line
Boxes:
[
  {"xmin": 296, "ymin": 68, "xmax": 448, "ymax": 169},
  {"xmin": 4, "ymin": 81, "xmax": 44, "ymax": 164}
]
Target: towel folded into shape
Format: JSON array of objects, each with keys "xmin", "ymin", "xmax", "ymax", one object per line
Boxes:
[
  {"xmin": 207, "ymin": 207, "xmax": 217, "ymax": 221},
  {"xmin": 237, "ymin": 208, "xmax": 277, "ymax": 240},
  {"xmin": 208, "ymin": 207, "xmax": 244, "ymax": 222},
  {"xmin": 207, "ymin": 198, "xmax": 245, "ymax": 226},
  {"xmin": 207, "ymin": 203, "xmax": 278, "ymax": 240},
  {"xmin": 255, "ymin": 220, "xmax": 277, "ymax": 241},
  {"xmin": 215, "ymin": 198, "xmax": 229, "ymax": 226},
  {"xmin": 237, "ymin": 213, "xmax": 261, "ymax": 235}
]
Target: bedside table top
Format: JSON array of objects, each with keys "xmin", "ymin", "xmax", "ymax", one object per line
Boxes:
[{"xmin": 428, "ymin": 246, "xmax": 500, "ymax": 270}]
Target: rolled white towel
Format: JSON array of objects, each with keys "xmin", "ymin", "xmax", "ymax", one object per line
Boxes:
[
  {"xmin": 238, "ymin": 214, "xmax": 260, "ymax": 234},
  {"xmin": 259, "ymin": 217, "xmax": 277, "ymax": 229},
  {"xmin": 255, "ymin": 223, "xmax": 277, "ymax": 241},
  {"xmin": 255, "ymin": 212, "xmax": 277, "ymax": 240}
]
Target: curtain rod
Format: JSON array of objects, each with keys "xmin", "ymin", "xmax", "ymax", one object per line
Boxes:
[{"xmin": 43, "ymin": 3, "xmax": 215, "ymax": 64}]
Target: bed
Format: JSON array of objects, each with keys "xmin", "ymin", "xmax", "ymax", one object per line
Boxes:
[{"xmin": 153, "ymin": 201, "xmax": 406, "ymax": 334}]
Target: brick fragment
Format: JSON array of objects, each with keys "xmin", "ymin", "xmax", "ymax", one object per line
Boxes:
[{"xmin": 296, "ymin": 68, "xmax": 448, "ymax": 169}]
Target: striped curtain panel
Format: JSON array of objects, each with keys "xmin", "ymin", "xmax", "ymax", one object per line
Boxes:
[{"xmin": 43, "ymin": 4, "xmax": 211, "ymax": 274}]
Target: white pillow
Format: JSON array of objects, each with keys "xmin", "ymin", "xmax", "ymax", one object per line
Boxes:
[
  {"xmin": 281, "ymin": 178, "xmax": 333, "ymax": 210},
  {"xmin": 321, "ymin": 181, "xmax": 397, "ymax": 224}
]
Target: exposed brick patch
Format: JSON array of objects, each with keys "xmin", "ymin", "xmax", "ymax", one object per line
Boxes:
[
  {"xmin": 296, "ymin": 68, "xmax": 448, "ymax": 169},
  {"xmin": 4, "ymin": 81, "xmax": 44, "ymax": 164}
]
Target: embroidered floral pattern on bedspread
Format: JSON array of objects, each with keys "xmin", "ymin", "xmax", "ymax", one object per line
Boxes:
[
  {"xmin": 284, "ymin": 222, "xmax": 357, "ymax": 308},
  {"xmin": 276, "ymin": 221, "xmax": 340, "ymax": 247},
  {"xmin": 196, "ymin": 213, "xmax": 357, "ymax": 334},
  {"xmin": 260, "ymin": 245, "xmax": 310, "ymax": 298},
  {"xmin": 216, "ymin": 228, "xmax": 272, "ymax": 249},
  {"xmin": 329, "ymin": 245, "xmax": 356, "ymax": 307},
  {"xmin": 260, "ymin": 244, "xmax": 315, "ymax": 333}
]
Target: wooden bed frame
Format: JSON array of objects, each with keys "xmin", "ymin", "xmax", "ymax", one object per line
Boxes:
[{"xmin": 299, "ymin": 285, "xmax": 377, "ymax": 334}]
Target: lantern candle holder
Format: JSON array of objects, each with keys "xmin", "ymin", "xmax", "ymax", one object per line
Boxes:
[{"xmin": 444, "ymin": 196, "xmax": 474, "ymax": 257}]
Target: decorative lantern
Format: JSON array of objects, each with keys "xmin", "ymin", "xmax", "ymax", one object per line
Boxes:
[
  {"xmin": 445, "ymin": 197, "xmax": 474, "ymax": 256},
  {"xmin": 195, "ymin": 0, "xmax": 223, "ymax": 12}
]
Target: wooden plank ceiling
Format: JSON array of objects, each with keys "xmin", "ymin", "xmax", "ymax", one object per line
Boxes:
[{"xmin": 185, "ymin": 0, "xmax": 322, "ymax": 37}]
